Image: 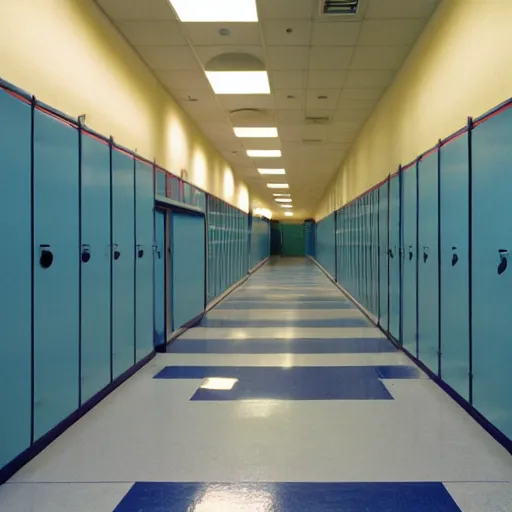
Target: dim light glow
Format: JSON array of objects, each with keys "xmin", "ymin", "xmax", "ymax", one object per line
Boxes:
[
  {"xmin": 275, "ymin": 198, "xmax": 292, "ymax": 203},
  {"xmin": 284, "ymin": 212, "xmax": 294, "ymax": 216},
  {"xmin": 266, "ymin": 183, "xmax": 289, "ymax": 189},
  {"xmin": 253, "ymin": 207, "xmax": 272, "ymax": 219},
  {"xmin": 281, "ymin": 205, "xmax": 293, "ymax": 208},
  {"xmin": 273, "ymin": 193, "xmax": 290, "ymax": 197},
  {"xmin": 234, "ymin": 127, "xmax": 278, "ymax": 138},
  {"xmin": 169, "ymin": 0, "xmax": 258, "ymax": 22},
  {"xmin": 206, "ymin": 71, "xmax": 270, "ymax": 94},
  {"xmin": 258, "ymin": 169, "xmax": 286, "ymax": 175},
  {"xmin": 247, "ymin": 150, "xmax": 282, "ymax": 158}
]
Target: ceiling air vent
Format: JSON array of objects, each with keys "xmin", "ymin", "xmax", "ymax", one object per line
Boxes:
[
  {"xmin": 302, "ymin": 139, "xmax": 324, "ymax": 146},
  {"xmin": 305, "ymin": 116, "xmax": 331, "ymax": 124},
  {"xmin": 321, "ymin": 0, "xmax": 359, "ymax": 15}
]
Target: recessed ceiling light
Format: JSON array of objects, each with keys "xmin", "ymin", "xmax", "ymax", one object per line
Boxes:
[
  {"xmin": 272, "ymin": 193, "xmax": 290, "ymax": 197},
  {"xmin": 258, "ymin": 169, "xmax": 286, "ymax": 175},
  {"xmin": 281, "ymin": 205, "xmax": 293, "ymax": 208},
  {"xmin": 284, "ymin": 212, "xmax": 294, "ymax": 217},
  {"xmin": 267, "ymin": 183, "xmax": 289, "ymax": 189},
  {"xmin": 234, "ymin": 127, "xmax": 278, "ymax": 138},
  {"xmin": 247, "ymin": 150, "xmax": 282, "ymax": 158},
  {"xmin": 206, "ymin": 71, "xmax": 270, "ymax": 94},
  {"xmin": 275, "ymin": 198, "xmax": 292, "ymax": 203},
  {"xmin": 169, "ymin": 0, "xmax": 258, "ymax": 22}
]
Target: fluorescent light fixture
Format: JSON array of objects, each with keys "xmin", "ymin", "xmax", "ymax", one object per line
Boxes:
[
  {"xmin": 258, "ymin": 169, "xmax": 286, "ymax": 175},
  {"xmin": 266, "ymin": 183, "xmax": 289, "ymax": 189},
  {"xmin": 284, "ymin": 212, "xmax": 294, "ymax": 217},
  {"xmin": 169, "ymin": 0, "xmax": 258, "ymax": 22},
  {"xmin": 247, "ymin": 150, "xmax": 282, "ymax": 158},
  {"xmin": 272, "ymin": 193, "xmax": 290, "ymax": 197},
  {"xmin": 206, "ymin": 71, "xmax": 270, "ymax": 95},
  {"xmin": 200, "ymin": 377, "xmax": 239, "ymax": 390},
  {"xmin": 275, "ymin": 198, "xmax": 292, "ymax": 203},
  {"xmin": 280, "ymin": 205, "xmax": 293, "ymax": 208},
  {"xmin": 234, "ymin": 127, "xmax": 278, "ymax": 138}
]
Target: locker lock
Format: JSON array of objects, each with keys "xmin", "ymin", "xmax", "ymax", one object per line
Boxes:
[
  {"xmin": 113, "ymin": 244, "xmax": 121, "ymax": 260},
  {"xmin": 423, "ymin": 246, "xmax": 429, "ymax": 263},
  {"xmin": 408, "ymin": 245, "xmax": 413, "ymax": 261},
  {"xmin": 451, "ymin": 246, "xmax": 459, "ymax": 267},
  {"xmin": 39, "ymin": 244, "xmax": 54, "ymax": 269},
  {"xmin": 153, "ymin": 244, "xmax": 161, "ymax": 259},
  {"xmin": 137, "ymin": 245, "xmax": 144, "ymax": 259},
  {"xmin": 81, "ymin": 244, "xmax": 91, "ymax": 263},
  {"xmin": 498, "ymin": 249, "xmax": 508, "ymax": 275},
  {"xmin": 388, "ymin": 248, "xmax": 394, "ymax": 259}
]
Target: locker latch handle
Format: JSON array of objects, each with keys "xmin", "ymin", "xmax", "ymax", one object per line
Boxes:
[
  {"xmin": 423, "ymin": 246, "xmax": 429, "ymax": 263},
  {"xmin": 451, "ymin": 246, "xmax": 459, "ymax": 267},
  {"xmin": 388, "ymin": 248, "xmax": 394, "ymax": 258},
  {"xmin": 408, "ymin": 245, "xmax": 413, "ymax": 261},
  {"xmin": 153, "ymin": 244, "xmax": 161, "ymax": 259},
  {"xmin": 498, "ymin": 249, "xmax": 508, "ymax": 275},
  {"xmin": 137, "ymin": 245, "xmax": 144, "ymax": 259},
  {"xmin": 81, "ymin": 244, "xmax": 91, "ymax": 263},
  {"xmin": 113, "ymin": 244, "xmax": 121, "ymax": 260},
  {"xmin": 39, "ymin": 244, "xmax": 54, "ymax": 269}
]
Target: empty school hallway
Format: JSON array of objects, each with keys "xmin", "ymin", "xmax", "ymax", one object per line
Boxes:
[{"xmin": 0, "ymin": 258, "xmax": 510, "ymax": 511}]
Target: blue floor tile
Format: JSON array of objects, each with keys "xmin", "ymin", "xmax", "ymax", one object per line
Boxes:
[
  {"xmin": 154, "ymin": 365, "xmax": 420, "ymax": 401},
  {"xmin": 167, "ymin": 338, "xmax": 396, "ymax": 354},
  {"xmin": 114, "ymin": 482, "xmax": 462, "ymax": 511},
  {"xmin": 199, "ymin": 318, "xmax": 371, "ymax": 328}
]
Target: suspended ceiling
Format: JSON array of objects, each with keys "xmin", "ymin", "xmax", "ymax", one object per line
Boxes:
[{"xmin": 95, "ymin": 0, "xmax": 440, "ymax": 218}]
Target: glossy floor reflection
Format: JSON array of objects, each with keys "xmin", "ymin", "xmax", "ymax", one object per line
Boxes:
[{"xmin": 1, "ymin": 258, "xmax": 512, "ymax": 511}]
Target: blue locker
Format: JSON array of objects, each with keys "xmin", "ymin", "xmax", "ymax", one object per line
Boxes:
[
  {"xmin": 172, "ymin": 212, "xmax": 205, "ymax": 328},
  {"xmin": 472, "ymin": 108, "xmax": 512, "ymax": 440},
  {"xmin": 33, "ymin": 110, "xmax": 79, "ymax": 440},
  {"xmin": 111, "ymin": 148, "xmax": 135, "ymax": 378},
  {"xmin": 440, "ymin": 134, "xmax": 470, "ymax": 400},
  {"xmin": 370, "ymin": 190, "xmax": 380, "ymax": 316},
  {"xmin": 80, "ymin": 133, "xmax": 111, "ymax": 403},
  {"xmin": 135, "ymin": 160, "xmax": 155, "ymax": 362},
  {"xmin": 0, "ymin": 90, "xmax": 32, "ymax": 467},
  {"xmin": 154, "ymin": 210, "xmax": 166, "ymax": 348},
  {"xmin": 389, "ymin": 175, "xmax": 400, "ymax": 341},
  {"xmin": 378, "ymin": 182, "xmax": 389, "ymax": 330},
  {"xmin": 417, "ymin": 151, "xmax": 439, "ymax": 374},
  {"xmin": 402, "ymin": 164, "xmax": 418, "ymax": 355}
]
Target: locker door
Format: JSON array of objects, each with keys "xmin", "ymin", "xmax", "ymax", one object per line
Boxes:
[
  {"xmin": 389, "ymin": 175, "xmax": 400, "ymax": 341},
  {"xmin": 33, "ymin": 110, "xmax": 79, "ymax": 440},
  {"xmin": 0, "ymin": 90, "xmax": 32, "ymax": 467},
  {"xmin": 440, "ymin": 134, "xmax": 470, "ymax": 400},
  {"xmin": 135, "ymin": 160, "xmax": 154, "ymax": 361},
  {"xmin": 111, "ymin": 148, "xmax": 135, "ymax": 378},
  {"xmin": 165, "ymin": 211, "xmax": 173, "ymax": 338},
  {"xmin": 402, "ymin": 164, "xmax": 418, "ymax": 356},
  {"xmin": 378, "ymin": 182, "xmax": 389, "ymax": 330},
  {"xmin": 472, "ymin": 108, "xmax": 512, "ymax": 440},
  {"xmin": 172, "ymin": 212, "xmax": 206, "ymax": 328},
  {"xmin": 417, "ymin": 151, "xmax": 439, "ymax": 374},
  {"xmin": 80, "ymin": 133, "xmax": 111, "ymax": 403},
  {"xmin": 154, "ymin": 209, "xmax": 166, "ymax": 349}
]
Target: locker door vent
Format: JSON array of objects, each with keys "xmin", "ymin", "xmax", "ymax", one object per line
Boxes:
[{"xmin": 321, "ymin": 0, "xmax": 359, "ymax": 15}]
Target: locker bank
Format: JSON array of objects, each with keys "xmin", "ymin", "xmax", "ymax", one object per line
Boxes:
[{"xmin": 1, "ymin": 1, "xmax": 512, "ymax": 511}]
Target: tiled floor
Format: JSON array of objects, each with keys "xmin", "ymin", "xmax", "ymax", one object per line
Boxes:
[{"xmin": 1, "ymin": 258, "xmax": 511, "ymax": 511}]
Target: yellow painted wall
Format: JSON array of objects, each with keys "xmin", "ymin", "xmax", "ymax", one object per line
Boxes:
[
  {"xmin": 0, "ymin": 0, "xmax": 265, "ymax": 212},
  {"xmin": 316, "ymin": 0, "xmax": 512, "ymax": 219}
]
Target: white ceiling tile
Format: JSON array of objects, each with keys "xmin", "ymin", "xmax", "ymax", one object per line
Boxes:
[
  {"xmin": 277, "ymin": 110, "xmax": 305, "ymax": 123},
  {"xmin": 302, "ymin": 124, "xmax": 330, "ymax": 140},
  {"xmin": 194, "ymin": 45, "xmax": 265, "ymax": 68},
  {"xmin": 262, "ymin": 20, "xmax": 312, "ymax": 46},
  {"xmin": 366, "ymin": 0, "xmax": 440, "ymax": 19},
  {"xmin": 242, "ymin": 139, "xmax": 282, "ymax": 150},
  {"xmin": 258, "ymin": 0, "xmax": 314, "ymax": 20},
  {"xmin": 267, "ymin": 47, "xmax": 310, "ymax": 70},
  {"xmin": 337, "ymin": 97, "xmax": 378, "ymax": 110},
  {"xmin": 156, "ymin": 70, "xmax": 212, "ymax": 91},
  {"xmin": 218, "ymin": 95, "xmax": 275, "ymax": 110},
  {"xmin": 344, "ymin": 70, "xmax": 395, "ymax": 88},
  {"xmin": 181, "ymin": 103, "xmax": 226, "ymax": 122},
  {"xmin": 116, "ymin": 21, "xmax": 187, "ymax": 45},
  {"xmin": 334, "ymin": 109, "xmax": 372, "ymax": 122},
  {"xmin": 200, "ymin": 122, "xmax": 236, "ymax": 141},
  {"xmin": 307, "ymin": 70, "xmax": 347, "ymax": 89},
  {"xmin": 275, "ymin": 90, "xmax": 306, "ymax": 110},
  {"xmin": 309, "ymin": 47, "xmax": 354, "ymax": 70},
  {"xmin": 350, "ymin": 46, "xmax": 410, "ymax": 70},
  {"xmin": 96, "ymin": 0, "xmax": 177, "ymax": 20},
  {"xmin": 136, "ymin": 45, "xmax": 199, "ymax": 70},
  {"xmin": 306, "ymin": 89, "xmax": 340, "ymax": 110},
  {"xmin": 183, "ymin": 23, "xmax": 262, "ymax": 46},
  {"xmin": 311, "ymin": 21, "xmax": 361, "ymax": 46},
  {"xmin": 170, "ymin": 88, "xmax": 216, "ymax": 104},
  {"xmin": 327, "ymin": 128, "xmax": 358, "ymax": 143},
  {"xmin": 358, "ymin": 19, "xmax": 427, "ymax": 46},
  {"xmin": 278, "ymin": 125, "xmax": 305, "ymax": 142},
  {"xmin": 270, "ymin": 71, "xmax": 307, "ymax": 89},
  {"xmin": 339, "ymin": 88, "xmax": 383, "ymax": 100}
]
